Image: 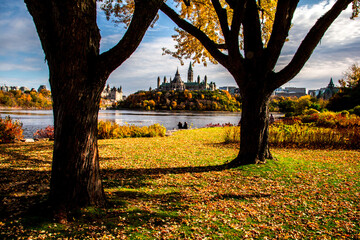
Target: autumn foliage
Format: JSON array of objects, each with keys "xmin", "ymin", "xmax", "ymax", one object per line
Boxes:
[
  {"xmin": 33, "ymin": 125, "xmax": 55, "ymax": 139},
  {"xmin": 118, "ymin": 90, "xmax": 241, "ymax": 111},
  {"xmin": 0, "ymin": 89, "xmax": 52, "ymax": 109},
  {"xmin": 224, "ymin": 112, "xmax": 360, "ymax": 149},
  {"xmin": 97, "ymin": 121, "xmax": 166, "ymax": 139},
  {"xmin": 1, "ymin": 128, "xmax": 359, "ymax": 238},
  {"xmin": 0, "ymin": 116, "xmax": 23, "ymax": 143}
]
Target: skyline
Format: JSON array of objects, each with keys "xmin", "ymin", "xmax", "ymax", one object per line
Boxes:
[{"xmin": 0, "ymin": 0, "xmax": 359, "ymax": 95}]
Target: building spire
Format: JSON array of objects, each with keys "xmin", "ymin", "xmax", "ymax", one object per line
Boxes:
[
  {"xmin": 188, "ymin": 62, "xmax": 193, "ymax": 83},
  {"xmin": 328, "ymin": 78, "xmax": 334, "ymax": 88}
]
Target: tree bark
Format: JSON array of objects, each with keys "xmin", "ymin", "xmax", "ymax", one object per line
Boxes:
[
  {"xmin": 50, "ymin": 82, "xmax": 106, "ymax": 217},
  {"xmin": 227, "ymin": 81, "xmax": 273, "ymax": 167},
  {"xmin": 24, "ymin": 0, "xmax": 107, "ymax": 218},
  {"xmin": 24, "ymin": 0, "xmax": 163, "ymax": 220}
]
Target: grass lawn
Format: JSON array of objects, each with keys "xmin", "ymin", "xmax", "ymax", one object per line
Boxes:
[{"xmin": 0, "ymin": 128, "xmax": 359, "ymax": 239}]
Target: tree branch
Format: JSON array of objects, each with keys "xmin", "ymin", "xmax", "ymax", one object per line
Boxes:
[
  {"xmin": 275, "ymin": 0, "xmax": 354, "ymax": 86},
  {"xmin": 243, "ymin": 0, "xmax": 263, "ymax": 57},
  {"xmin": 216, "ymin": 43, "xmax": 228, "ymax": 49},
  {"xmin": 228, "ymin": 0, "xmax": 247, "ymax": 60},
  {"xmin": 160, "ymin": 3, "xmax": 229, "ymax": 66},
  {"xmin": 264, "ymin": 0, "xmax": 299, "ymax": 71},
  {"xmin": 99, "ymin": 0, "xmax": 163, "ymax": 79},
  {"xmin": 211, "ymin": 0, "xmax": 230, "ymax": 41}
]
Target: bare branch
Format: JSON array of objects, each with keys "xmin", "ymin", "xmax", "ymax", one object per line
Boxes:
[
  {"xmin": 264, "ymin": 0, "xmax": 299, "ymax": 71},
  {"xmin": 98, "ymin": 0, "xmax": 163, "ymax": 77}
]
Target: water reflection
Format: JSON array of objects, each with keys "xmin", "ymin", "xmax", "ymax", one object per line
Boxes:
[{"xmin": 1, "ymin": 109, "xmax": 243, "ymax": 138}]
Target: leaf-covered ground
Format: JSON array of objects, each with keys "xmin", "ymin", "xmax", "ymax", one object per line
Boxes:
[{"xmin": 0, "ymin": 128, "xmax": 359, "ymax": 239}]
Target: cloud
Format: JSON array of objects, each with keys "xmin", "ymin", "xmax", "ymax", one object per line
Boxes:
[
  {"xmin": 278, "ymin": 0, "xmax": 360, "ymax": 90},
  {"xmin": 0, "ymin": 5, "xmax": 41, "ymax": 56},
  {"xmin": 1, "ymin": 0, "xmax": 359, "ymax": 95},
  {"xmin": 105, "ymin": 0, "xmax": 360, "ymax": 95},
  {"xmin": 104, "ymin": 37, "xmax": 235, "ymax": 94},
  {"xmin": 0, "ymin": 63, "xmax": 41, "ymax": 71}
]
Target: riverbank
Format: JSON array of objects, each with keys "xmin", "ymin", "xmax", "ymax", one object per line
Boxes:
[
  {"xmin": 0, "ymin": 128, "xmax": 359, "ymax": 239},
  {"xmin": 1, "ymin": 109, "xmax": 245, "ymax": 138},
  {"xmin": 0, "ymin": 106, "xmax": 52, "ymax": 110}
]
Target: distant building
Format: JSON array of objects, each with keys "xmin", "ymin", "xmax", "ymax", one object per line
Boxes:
[
  {"xmin": 219, "ymin": 86, "xmax": 239, "ymax": 94},
  {"xmin": 308, "ymin": 78, "xmax": 339, "ymax": 100},
  {"xmin": 274, "ymin": 87, "xmax": 306, "ymax": 98},
  {"xmin": 20, "ymin": 86, "xmax": 30, "ymax": 92},
  {"xmin": 157, "ymin": 62, "xmax": 216, "ymax": 91},
  {"xmin": 0, "ymin": 85, "xmax": 9, "ymax": 92},
  {"xmin": 1, "ymin": 85, "xmax": 48, "ymax": 93},
  {"xmin": 38, "ymin": 85, "xmax": 47, "ymax": 92},
  {"xmin": 101, "ymin": 84, "xmax": 123, "ymax": 102},
  {"xmin": 10, "ymin": 86, "xmax": 20, "ymax": 91}
]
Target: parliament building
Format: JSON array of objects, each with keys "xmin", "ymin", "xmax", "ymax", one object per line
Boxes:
[{"xmin": 156, "ymin": 63, "xmax": 216, "ymax": 91}]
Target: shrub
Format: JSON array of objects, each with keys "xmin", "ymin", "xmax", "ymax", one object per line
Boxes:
[
  {"xmin": 0, "ymin": 116, "xmax": 23, "ymax": 143},
  {"xmin": 223, "ymin": 115, "xmax": 360, "ymax": 149},
  {"xmin": 205, "ymin": 123, "xmax": 235, "ymax": 128},
  {"xmin": 285, "ymin": 112, "xmax": 360, "ymax": 129},
  {"xmin": 353, "ymin": 105, "xmax": 360, "ymax": 116},
  {"xmin": 33, "ymin": 125, "xmax": 55, "ymax": 139},
  {"xmin": 341, "ymin": 110, "xmax": 350, "ymax": 117},
  {"xmin": 224, "ymin": 126, "xmax": 240, "ymax": 143},
  {"xmin": 269, "ymin": 123, "xmax": 360, "ymax": 149},
  {"xmin": 98, "ymin": 121, "xmax": 166, "ymax": 139},
  {"xmin": 304, "ymin": 108, "xmax": 319, "ymax": 115}
]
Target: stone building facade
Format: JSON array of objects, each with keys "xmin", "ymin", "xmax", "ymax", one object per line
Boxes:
[
  {"xmin": 308, "ymin": 78, "xmax": 339, "ymax": 100},
  {"xmin": 101, "ymin": 84, "xmax": 123, "ymax": 101},
  {"xmin": 157, "ymin": 63, "xmax": 216, "ymax": 91}
]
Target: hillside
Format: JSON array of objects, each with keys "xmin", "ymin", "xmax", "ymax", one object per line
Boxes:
[
  {"xmin": 118, "ymin": 90, "xmax": 241, "ymax": 112},
  {"xmin": 0, "ymin": 89, "xmax": 52, "ymax": 109}
]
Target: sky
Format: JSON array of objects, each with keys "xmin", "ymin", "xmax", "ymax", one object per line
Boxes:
[{"xmin": 0, "ymin": 0, "xmax": 359, "ymax": 95}]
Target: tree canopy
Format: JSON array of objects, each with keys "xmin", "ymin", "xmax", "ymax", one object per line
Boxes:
[
  {"xmin": 162, "ymin": 0, "xmax": 359, "ymax": 66},
  {"xmin": 339, "ymin": 63, "xmax": 360, "ymax": 88},
  {"xmin": 162, "ymin": 0, "xmax": 277, "ymax": 65},
  {"xmin": 102, "ymin": 0, "xmax": 359, "ymax": 165},
  {"xmin": 327, "ymin": 63, "xmax": 360, "ymax": 111}
]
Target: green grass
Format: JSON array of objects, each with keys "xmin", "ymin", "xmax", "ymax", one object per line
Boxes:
[{"xmin": 0, "ymin": 128, "xmax": 359, "ymax": 239}]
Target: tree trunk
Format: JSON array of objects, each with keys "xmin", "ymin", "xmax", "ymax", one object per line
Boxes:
[
  {"xmin": 49, "ymin": 83, "xmax": 106, "ymax": 218},
  {"xmin": 227, "ymin": 87, "xmax": 273, "ymax": 167},
  {"xmin": 24, "ymin": 0, "xmax": 107, "ymax": 219},
  {"xmin": 25, "ymin": 0, "xmax": 164, "ymax": 219}
]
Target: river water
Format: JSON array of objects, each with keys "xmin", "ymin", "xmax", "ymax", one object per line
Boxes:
[{"xmin": 0, "ymin": 109, "xmax": 243, "ymax": 138}]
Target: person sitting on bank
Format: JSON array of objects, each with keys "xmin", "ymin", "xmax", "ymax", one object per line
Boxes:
[
  {"xmin": 178, "ymin": 122, "xmax": 183, "ymax": 129},
  {"xmin": 183, "ymin": 122, "xmax": 188, "ymax": 129},
  {"xmin": 269, "ymin": 114, "xmax": 275, "ymax": 124}
]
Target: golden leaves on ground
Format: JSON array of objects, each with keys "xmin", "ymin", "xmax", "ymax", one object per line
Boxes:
[{"xmin": 0, "ymin": 128, "xmax": 359, "ymax": 239}]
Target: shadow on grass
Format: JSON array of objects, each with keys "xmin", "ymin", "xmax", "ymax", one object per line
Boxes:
[
  {"xmin": 217, "ymin": 193, "xmax": 272, "ymax": 200},
  {"xmin": 104, "ymin": 163, "xmax": 228, "ymax": 177},
  {"xmin": 0, "ymin": 169, "xmax": 50, "ymax": 220},
  {"xmin": 102, "ymin": 164, "xmax": 229, "ymax": 190},
  {"xmin": 1, "ymin": 143, "xmax": 236, "ymax": 238},
  {"xmin": 0, "ymin": 142, "xmax": 53, "ymax": 166}
]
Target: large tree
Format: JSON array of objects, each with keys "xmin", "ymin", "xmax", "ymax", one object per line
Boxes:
[
  {"xmin": 24, "ymin": 0, "xmax": 163, "ymax": 220},
  {"xmin": 327, "ymin": 63, "xmax": 360, "ymax": 111},
  {"xmin": 159, "ymin": 0, "xmax": 359, "ymax": 166}
]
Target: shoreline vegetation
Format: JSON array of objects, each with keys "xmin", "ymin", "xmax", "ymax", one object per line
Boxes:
[
  {"xmin": 114, "ymin": 90, "xmax": 242, "ymax": 112},
  {"xmin": 1, "ymin": 111, "xmax": 360, "ymax": 149},
  {"xmin": 1, "ymin": 128, "xmax": 359, "ymax": 238},
  {"xmin": 0, "ymin": 89, "xmax": 52, "ymax": 110}
]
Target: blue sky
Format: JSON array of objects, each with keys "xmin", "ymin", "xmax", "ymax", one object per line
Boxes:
[{"xmin": 0, "ymin": 0, "xmax": 359, "ymax": 95}]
